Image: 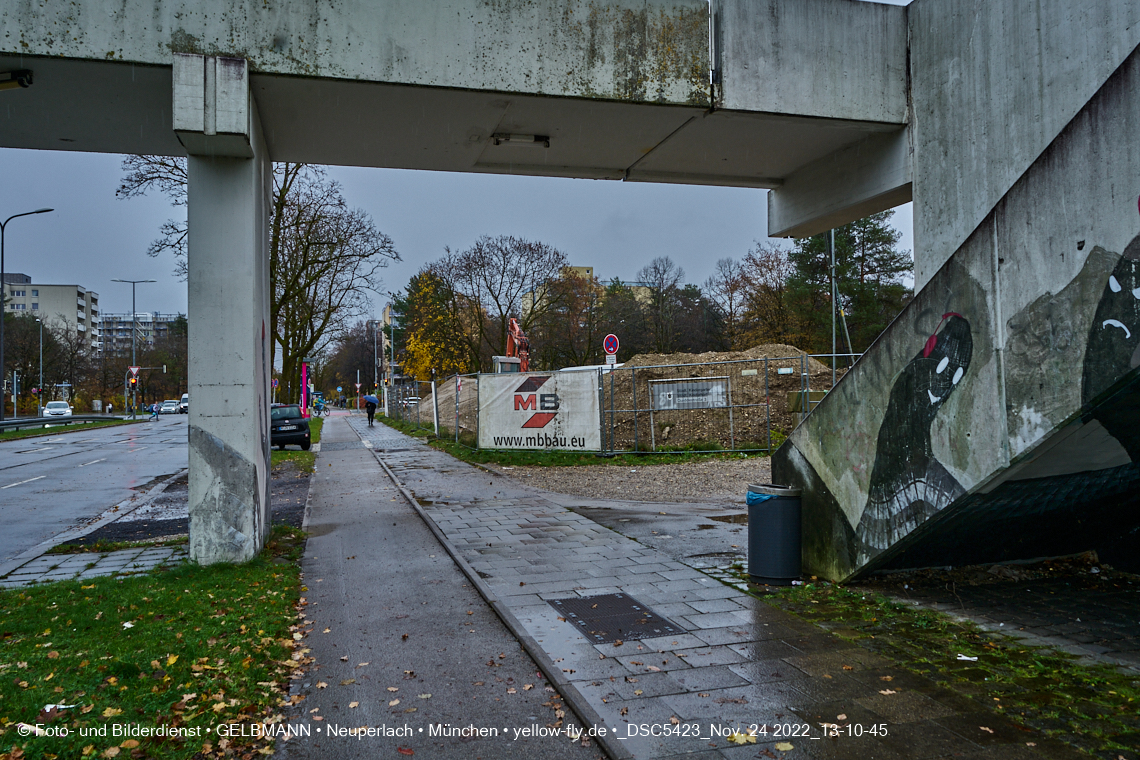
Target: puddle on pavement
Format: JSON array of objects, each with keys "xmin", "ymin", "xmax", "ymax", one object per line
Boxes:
[
  {"xmin": 709, "ymin": 513, "xmax": 748, "ymax": 525},
  {"xmin": 696, "ymin": 524, "xmax": 718, "ymax": 530}
]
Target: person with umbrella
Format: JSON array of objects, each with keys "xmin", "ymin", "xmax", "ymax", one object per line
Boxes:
[{"xmin": 363, "ymin": 393, "xmax": 379, "ymax": 427}]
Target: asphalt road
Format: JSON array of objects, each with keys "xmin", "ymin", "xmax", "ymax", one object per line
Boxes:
[{"xmin": 0, "ymin": 415, "xmax": 188, "ymax": 564}]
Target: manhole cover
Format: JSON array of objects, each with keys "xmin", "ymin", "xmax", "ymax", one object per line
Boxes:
[{"xmin": 547, "ymin": 593, "xmax": 683, "ymax": 644}]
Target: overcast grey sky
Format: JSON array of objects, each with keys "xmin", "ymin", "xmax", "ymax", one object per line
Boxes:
[{"xmin": 0, "ymin": 148, "xmax": 913, "ymax": 318}]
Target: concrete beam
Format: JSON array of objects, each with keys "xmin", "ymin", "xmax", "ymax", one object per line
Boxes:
[
  {"xmin": 767, "ymin": 128, "xmax": 911, "ymax": 239},
  {"xmin": 186, "ymin": 65, "xmax": 272, "ymax": 564},
  {"xmin": 715, "ymin": 0, "xmax": 908, "ymax": 124},
  {"xmin": 1, "ymin": 0, "xmax": 710, "ymax": 108},
  {"xmin": 174, "ymin": 54, "xmax": 254, "ymax": 158}
]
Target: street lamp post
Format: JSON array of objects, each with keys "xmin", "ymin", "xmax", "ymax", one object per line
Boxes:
[
  {"xmin": 36, "ymin": 317, "xmax": 42, "ymax": 418},
  {"xmin": 111, "ymin": 278, "xmax": 156, "ymax": 418},
  {"xmin": 366, "ymin": 319, "xmax": 380, "ymax": 400},
  {"xmin": 0, "ymin": 207, "xmax": 53, "ymax": 422}
]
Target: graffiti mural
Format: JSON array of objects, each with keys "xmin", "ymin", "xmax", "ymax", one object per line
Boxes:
[
  {"xmin": 855, "ymin": 313, "xmax": 973, "ymax": 563},
  {"xmin": 1081, "ymin": 234, "xmax": 1140, "ymax": 459}
]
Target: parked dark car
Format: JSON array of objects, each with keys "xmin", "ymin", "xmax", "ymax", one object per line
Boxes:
[{"xmin": 271, "ymin": 404, "xmax": 311, "ymax": 450}]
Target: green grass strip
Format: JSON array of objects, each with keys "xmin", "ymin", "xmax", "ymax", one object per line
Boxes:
[
  {"xmin": 377, "ymin": 414, "xmax": 778, "ymax": 467},
  {"xmin": 0, "ymin": 526, "xmax": 307, "ymax": 760},
  {"xmin": 750, "ymin": 578, "xmax": 1140, "ymax": 756},
  {"xmin": 0, "ymin": 420, "xmax": 139, "ymax": 443}
]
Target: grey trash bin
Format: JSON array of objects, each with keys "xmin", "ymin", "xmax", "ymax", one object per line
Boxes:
[{"xmin": 747, "ymin": 483, "xmax": 802, "ymax": 585}]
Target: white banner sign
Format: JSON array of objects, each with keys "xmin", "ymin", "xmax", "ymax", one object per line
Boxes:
[
  {"xmin": 650, "ymin": 378, "xmax": 729, "ymax": 410},
  {"xmin": 478, "ymin": 372, "xmax": 601, "ymax": 450}
]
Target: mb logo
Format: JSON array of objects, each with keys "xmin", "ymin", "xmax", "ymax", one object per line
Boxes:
[{"xmin": 513, "ymin": 376, "xmax": 559, "ymax": 428}]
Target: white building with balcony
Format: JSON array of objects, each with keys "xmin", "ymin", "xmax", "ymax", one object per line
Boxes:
[
  {"xmin": 97, "ymin": 312, "xmax": 184, "ymax": 356},
  {"xmin": 2, "ymin": 273, "xmax": 100, "ymax": 351}
]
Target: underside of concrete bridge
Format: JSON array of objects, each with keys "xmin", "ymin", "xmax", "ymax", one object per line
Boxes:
[{"xmin": 2, "ymin": 0, "xmax": 1138, "ymax": 573}]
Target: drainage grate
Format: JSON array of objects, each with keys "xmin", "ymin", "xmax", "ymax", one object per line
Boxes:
[{"xmin": 547, "ymin": 593, "xmax": 683, "ymax": 644}]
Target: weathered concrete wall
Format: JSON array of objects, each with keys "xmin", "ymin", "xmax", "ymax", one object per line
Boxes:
[
  {"xmin": 1, "ymin": 0, "xmax": 710, "ymax": 106},
  {"xmin": 716, "ymin": 0, "xmax": 907, "ymax": 124},
  {"xmin": 740, "ymin": 0, "xmax": 910, "ymax": 240},
  {"xmin": 186, "ymin": 93, "xmax": 273, "ymax": 564},
  {"xmin": 774, "ymin": 44, "xmax": 1140, "ymax": 580},
  {"xmin": 910, "ymin": 0, "xmax": 1140, "ymax": 289}
]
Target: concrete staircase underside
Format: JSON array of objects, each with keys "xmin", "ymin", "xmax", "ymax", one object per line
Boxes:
[{"xmin": 773, "ymin": 41, "xmax": 1140, "ymax": 582}]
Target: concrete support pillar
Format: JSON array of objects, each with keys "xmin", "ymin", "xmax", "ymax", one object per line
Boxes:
[{"xmin": 175, "ymin": 53, "xmax": 272, "ymax": 564}]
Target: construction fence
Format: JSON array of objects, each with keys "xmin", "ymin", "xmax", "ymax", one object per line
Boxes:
[{"xmin": 389, "ymin": 352, "xmax": 858, "ymax": 454}]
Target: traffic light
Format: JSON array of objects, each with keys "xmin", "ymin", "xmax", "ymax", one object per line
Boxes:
[{"xmin": 129, "ymin": 377, "xmax": 137, "ymax": 387}]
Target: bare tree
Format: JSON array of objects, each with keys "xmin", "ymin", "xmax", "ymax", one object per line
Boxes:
[
  {"xmin": 703, "ymin": 257, "xmax": 747, "ymax": 349},
  {"xmin": 117, "ymin": 156, "xmax": 189, "ymax": 279},
  {"xmin": 530, "ymin": 272, "xmax": 604, "ymax": 369},
  {"xmin": 118, "ymin": 158, "xmax": 400, "ymax": 403},
  {"xmin": 739, "ymin": 242, "xmax": 795, "ymax": 346},
  {"xmin": 636, "ymin": 256, "xmax": 686, "ymax": 353},
  {"xmin": 436, "ymin": 235, "xmax": 568, "ymax": 368},
  {"xmin": 271, "ymin": 165, "xmax": 398, "ymax": 402}
]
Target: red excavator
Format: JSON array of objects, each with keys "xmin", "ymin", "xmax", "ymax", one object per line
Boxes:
[{"xmin": 506, "ymin": 317, "xmax": 531, "ymax": 372}]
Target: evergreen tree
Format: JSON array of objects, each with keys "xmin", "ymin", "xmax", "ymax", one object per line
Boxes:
[{"xmin": 786, "ymin": 210, "xmax": 913, "ymax": 354}]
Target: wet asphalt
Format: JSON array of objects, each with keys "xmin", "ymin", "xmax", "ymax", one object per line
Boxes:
[{"xmin": 0, "ymin": 416, "xmax": 188, "ymax": 563}]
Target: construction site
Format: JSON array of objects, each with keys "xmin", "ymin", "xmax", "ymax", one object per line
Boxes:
[{"xmin": 396, "ymin": 343, "xmax": 846, "ymax": 454}]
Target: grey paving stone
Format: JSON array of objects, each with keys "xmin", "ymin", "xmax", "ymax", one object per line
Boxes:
[
  {"xmin": 616, "ymin": 652, "xmax": 692, "ymax": 673},
  {"xmin": 676, "ymin": 610, "xmax": 755, "ymax": 630},
  {"xmin": 674, "ymin": 646, "xmax": 748, "ymax": 668},
  {"xmin": 687, "ymin": 598, "xmax": 746, "ymax": 614},
  {"xmin": 631, "ymin": 633, "xmax": 709, "ymax": 651}
]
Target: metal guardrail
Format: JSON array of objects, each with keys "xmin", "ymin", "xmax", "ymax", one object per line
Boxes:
[{"xmin": 0, "ymin": 415, "xmax": 131, "ymax": 433}]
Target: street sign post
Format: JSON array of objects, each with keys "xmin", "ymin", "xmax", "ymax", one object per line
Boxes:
[{"xmin": 603, "ymin": 334, "xmax": 619, "ymax": 365}]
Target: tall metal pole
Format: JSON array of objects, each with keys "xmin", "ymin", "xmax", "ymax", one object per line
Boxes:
[
  {"xmin": 111, "ymin": 279, "xmax": 155, "ymax": 418},
  {"xmin": 829, "ymin": 229, "xmax": 836, "ymax": 390},
  {"xmin": 0, "ymin": 207, "xmax": 53, "ymax": 422},
  {"xmin": 37, "ymin": 317, "xmax": 42, "ymax": 417},
  {"xmin": 389, "ymin": 310, "xmax": 396, "ymax": 417}
]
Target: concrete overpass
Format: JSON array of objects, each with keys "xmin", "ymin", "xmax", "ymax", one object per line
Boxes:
[{"xmin": 2, "ymin": 0, "xmax": 1138, "ymax": 573}]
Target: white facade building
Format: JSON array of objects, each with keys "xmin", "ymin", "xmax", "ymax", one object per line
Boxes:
[{"xmin": 2, "ymin": 273, "xmax": 100, "ymax": 352}]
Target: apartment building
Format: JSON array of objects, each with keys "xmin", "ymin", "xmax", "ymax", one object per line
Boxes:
[
  {"xmin": 98, "ymin": 312, "xmax": 184, "ymax": 356},
  {"xmin": 2, "ymin": 273, "xmax": 100, "ymax": 351}
]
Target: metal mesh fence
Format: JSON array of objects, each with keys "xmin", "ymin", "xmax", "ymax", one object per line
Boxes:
[
  {"xmin": 598, "ymin": 353, "xmax": 855, "ymax": 454},
  {"xmin": 405, "ymin": 374, "xmax": 479, "ymax": 447},
  {"xmin": 385, "ymin": 380, "xmax": 434, "ymax": 430},
  {"xmin": 388, "ymin": 353, "xmax": 856, "ymax": 453}
]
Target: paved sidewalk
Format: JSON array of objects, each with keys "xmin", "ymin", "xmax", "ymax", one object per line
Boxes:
[
  {"xmin": 0, "ymin": 545, "xmax": 187, "ymax": 587},
  {"xmin": 281, "ymin": 416, "xmax": 601, "ymax": 760},
  {"xmin": 351, "ymin": 419, "xmax": 1081, "ymax": 760}
]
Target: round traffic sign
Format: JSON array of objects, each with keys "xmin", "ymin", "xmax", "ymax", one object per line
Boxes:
[
  {"xmin": 603, "ymin": 334, "xmax": 619, "ymax": 355},
  {"xmin": 336, "ymin": 386, "xmax": 343, "ymax": 392}
]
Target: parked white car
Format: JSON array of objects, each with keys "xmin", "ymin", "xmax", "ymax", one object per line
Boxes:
[{"xmin": 42, "ymin": 401, "xmax": 72, "ymax": 417}]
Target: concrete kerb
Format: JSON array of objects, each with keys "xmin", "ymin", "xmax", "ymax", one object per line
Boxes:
[
  {"xmin": 0, "ymin": 467, "xmax": 189, "ymax": 580},
  {"xmin": 369, "ymin": 450, "xmax": 634, "ymax": 760}
]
